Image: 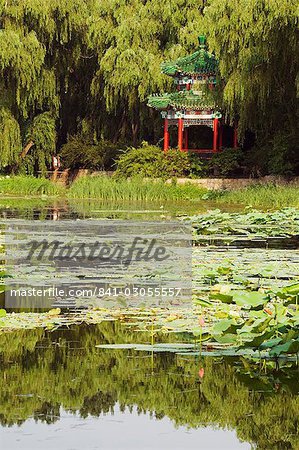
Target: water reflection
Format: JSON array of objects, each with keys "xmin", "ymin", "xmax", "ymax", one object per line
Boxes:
[
  {"xmin": 0, "ymin": 198, "xmax": 242, "ymax": 221},
  {"xmin": 0, "ymin": 323, "xmax": 298, "ymax": 449},
  {"xmin": 1, "ymin": 407, "xmax": 250, "ymax": 450}
]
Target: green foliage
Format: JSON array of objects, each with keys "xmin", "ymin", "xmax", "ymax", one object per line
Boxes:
[
  {"xmin": 189, "ymin": 154, "xmax": 209, "ymax": 178},
  {"xmin": 0, "ymin": 176, "xmax": 64, "ymax": 196},
  {"xmin": 23, "ymin": 112, "xmax": 56, "ymax": 175},
  {"xmin": 115, "ymin": 144, "xmax": 164, "ymax": 178},
  {"xmin": 162, "ymin": 149, "xmax": 190, "ymax": 177},
  {"xmin": 244, "ymin": 133, "xmax": 299, "ymax": 177},
  {"xmin": 60, "ymin": 135, "xmax": 121, "ymax": 171},
  {"xmin": 266, "ymin": 133, "xmax": 298, "ymax": 176},
  {"xmin": 0, "ymin": 323, "xmax": 298, "ymax": 449},
  {"xmin": 0, "ymin": 108, "xmax": 21, "ymax": 170},
  {"xmin": 203, "ymin": 0, "xmax": 299, "ymax": 166},
  {"xmin": 215, "ymin": 185, "xmax": 299, "ymax": 209},
  {"xmin": 0, "ymin": 1, "xmax": 297, "ymax": 174},
  {"xmin": 115, "ymin": 143, "xmax": 190, "ymax": 179},
  {"xmin": 192, "ymin": 208, "xmax": 299, "ymax": 237},
  {"xmin": 67, "ymin": 175, "xmax": 207, "ymax": 201},
  {"xmin": 209, "ymin": 148, "xmax": 244, "ymax": 177}
]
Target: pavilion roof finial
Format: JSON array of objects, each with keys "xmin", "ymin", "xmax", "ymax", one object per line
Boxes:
[{"xmin": 198, "ymin": 35, "xmax": 207, "ymax": 49}]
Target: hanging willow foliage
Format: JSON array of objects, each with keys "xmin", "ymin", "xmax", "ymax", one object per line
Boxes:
[
  {"xmin": 24, "ymin": 112, "xmax": 56, "ymax": 175},
  {"xmin": 0, "ymin": 0, "xmax": 92, "ymax": 172},
  {"xmin": 202, "ymin": 0, "xmax": 299, "ymax": 137},
  {"xmin": 0, "ymin": 0, "xmax": 297, "ymax": 173},
  {"xmin": 0, "ymin": 108, "xmax": 21, "ymax": 169}
]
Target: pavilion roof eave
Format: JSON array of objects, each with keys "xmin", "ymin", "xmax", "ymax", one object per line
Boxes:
[{"xmin": 161, "ymin": 44, "xmax": 218, "ymax": 78}]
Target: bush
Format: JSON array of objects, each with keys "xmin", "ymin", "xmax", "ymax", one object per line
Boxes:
[
  {"xmin": 266, "ymin": 133, "xmax": 298, "ymax": 176},
  {"xmin": 189, "ymin": 154, "xmax": 209, "ymax": 178},
  {"xmin": 244, "ymin": 133, "xmax": 299, "ymax": 177},
  {"xmin": 209, "ymin": 148, "xmax": 244, "ymax": 177},
  {"xmin": 115, "ymin": 143, "xmax": 163, "ymax": 178},
  {"xmin": 115, "ymin": 142, "xmax": 191, "ymax": 179},
  {"xmin": 60, "ymin": 135, "xmax": 121, "ymax": 171},
  {"xmin": 162, "ymin": 149, "xmax": 190, "ymax": 177}
]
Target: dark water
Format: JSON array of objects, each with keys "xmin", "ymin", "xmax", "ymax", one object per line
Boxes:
[{"xmin": 0, "ymin": 323, "xmax": 298, "ymax": 450}]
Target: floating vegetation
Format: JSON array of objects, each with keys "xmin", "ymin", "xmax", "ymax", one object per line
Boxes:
[
  {"xmin": 2, "ymin": 280, "xmax": 298, "ymax": 360},
  {"xmin": 0, "ymin": 208, "xmax": 298, "ymax": 363},
  {"xmin": 191, "ymin": 208, "xmax": 299, "ymax": 239}
]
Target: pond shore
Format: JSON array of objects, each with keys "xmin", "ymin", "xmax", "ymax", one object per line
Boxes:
[{"xmin": 0, "ymin": 175, "xmax": 299, "ymax": 208}]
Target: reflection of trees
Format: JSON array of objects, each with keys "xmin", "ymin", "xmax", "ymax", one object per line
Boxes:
[{"xmin": 0, "ymin": 323, "xmax": 298, "ymax": 449}]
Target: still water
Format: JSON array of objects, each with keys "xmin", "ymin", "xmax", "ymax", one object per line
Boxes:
[
  {"xmin": 0, "ymin": 199, "xmax": 298, "ymax": 450},
  {"xmin": 1, "ymin": 323, "xmax": 298, "ymax": 450}
]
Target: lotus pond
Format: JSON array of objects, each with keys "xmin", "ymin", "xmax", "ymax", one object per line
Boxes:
[{"xmin": 0, "ymin": 199, "xmax": 298, "ymax": 450}]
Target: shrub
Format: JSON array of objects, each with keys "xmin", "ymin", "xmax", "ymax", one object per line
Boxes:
[
  {"xmin": 162, "ymin": 149, "xmax": 190, "ymax": 177},
  {"xmin": 115, "ymin": 143, "xmax": 164, "ymax": 178},
  {"xmin": 266, "ymin": 133, "xmax": 298, "ymax": 176},
  {"xmin": 244, "ymin": 133, "xmax": 299, "ymax": 177},
  {"xmin": 189, "ymin": 154, "xmax": 209, "ymax": 178},
  {"xmin": 60, "ymin": 135, "xmax": 121, "ymax": 171},
  {"xmin": 115, "ymin": 143, "xmax": 191, "ymax": 179},
  {"xmin": 209, "ymin": 148, "xmax": 244, "ymax": 177}
]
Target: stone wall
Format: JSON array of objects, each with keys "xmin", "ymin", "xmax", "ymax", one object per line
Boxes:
[
  {"xmin": 47, "ymin": 169, "xmax": 299, "ymax": 190},
  {"xmin": 169, "ymin": 176, "xmax": 299, "ymax": 190}
]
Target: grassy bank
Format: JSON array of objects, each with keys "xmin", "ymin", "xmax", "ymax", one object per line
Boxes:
[
  {"xmin": 0, "ymin": 175, "xmax": 299, "ymax": 209},
  {"xmin": 0, "ymin": 176, "xmax": 64, "ymax": 197},
  {"xmin": 67, "ymin": 176, "xmax": 207, "ymax": 201},
  {"xmin": 215, "ymin": 184, "xmax": 299, "ymax": 209}
]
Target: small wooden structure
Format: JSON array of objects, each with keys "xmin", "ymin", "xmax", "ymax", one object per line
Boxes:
[{"xmin": 148, "ymin": 36, "xmax": 238, "ymax": 153}]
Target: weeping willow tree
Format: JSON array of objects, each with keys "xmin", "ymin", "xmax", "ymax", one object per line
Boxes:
[
  {"xmin": 202, "ymin": 0, "xmax": 299, "ymax": 172},
  {"xmin": 0, "ymin": 0, "xmax": 297, "ymax": 174},
  {"xmin": 89, "ymin": 0, "xmax": 206, "ymax": 145},
  {"xmin": 0, "ymin": 108, "xmax": 21, "ymax": 170},
  {"xmin": 0, "ymin": 0, "xmax": 94, "ymax": 174}
]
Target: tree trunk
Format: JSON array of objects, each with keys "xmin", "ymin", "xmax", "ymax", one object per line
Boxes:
[
  {"xmin": 132, "ymin": 123, "xmax": 139, "ymax": 147},
  {"xmin": 20, "ymin": 140, "xmax": 34, "ymax": 158}
]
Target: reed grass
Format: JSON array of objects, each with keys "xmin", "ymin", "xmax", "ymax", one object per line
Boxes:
[
  {"xmin": 0, "ymin": 176, "xmax": 65, "ymax": 196},
  {"xmin": 67, "ymin": 176, "xmax": 207, "ymax": 201},
  {"xmin": 1, "ymin": 175, "xmax": 298, "ymax": 210},
  {"xmin": 216, "ymin": 184, "xmax": 299, "ymax": 208}
]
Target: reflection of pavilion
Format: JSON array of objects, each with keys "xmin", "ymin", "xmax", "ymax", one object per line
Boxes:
[{"xmin": 148, "ymin": 36, "xmax": 238, "ymax": 153}]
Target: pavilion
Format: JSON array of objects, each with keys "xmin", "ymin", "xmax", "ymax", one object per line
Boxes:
[{"xmin": 148, "ymin": 36, "xmax": 238, "ymax": 153}]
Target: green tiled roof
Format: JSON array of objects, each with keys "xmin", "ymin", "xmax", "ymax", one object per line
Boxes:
[
  {"xmin": 147, "ymin": 90, "xmax": 218, "ymax": 111},
  {"xmin": 162, "ymin": 36, "xmax": 218, "ymax": 77}
]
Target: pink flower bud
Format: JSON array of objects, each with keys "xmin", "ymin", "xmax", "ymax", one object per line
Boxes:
[{"xmin": 198, "ymin": 316, "xmax": 205, "ymax": 327}]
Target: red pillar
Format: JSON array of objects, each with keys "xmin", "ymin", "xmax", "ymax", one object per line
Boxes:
[
  {"xmin": 163, "ymin": 118, "xmax": 169, "ymax": 152},
  {"xmin": 183, "ymin": 127, "xmax": 188, "ymax": 151},
  {"xmin": 219, "ymin": 123, "xmax": 223, "ymax": 150},
  {"xmin": 178, "ymin": 118, "xmax": 183, "ymax": 151},
  {"xmin": 213, "ymin": 118, "xmax": 219, "ymax": 153},
  {"xmin": 233, "ymin": 122, "xmax": 238, "ymax": 149}
]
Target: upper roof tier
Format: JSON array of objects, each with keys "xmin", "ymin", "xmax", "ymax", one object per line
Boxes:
[
  {"xmin": 162, "ymin": 36, "xmax": 218, "ymax": 78},
  {"xmin": 148, "ymin": 89, "xmax": 219, "ymax": 111}
]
